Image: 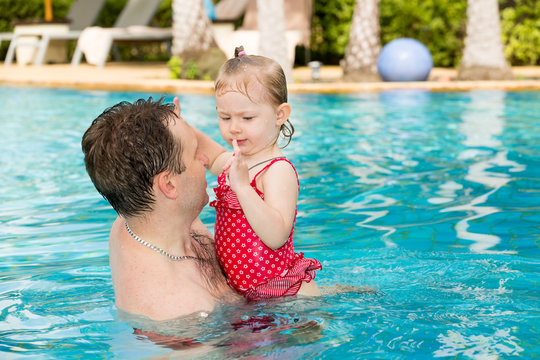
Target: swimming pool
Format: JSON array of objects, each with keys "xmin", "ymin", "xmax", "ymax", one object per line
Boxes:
[{"xmin": 1, "ymin": 86, "xmax": 538, "ymax": 358}]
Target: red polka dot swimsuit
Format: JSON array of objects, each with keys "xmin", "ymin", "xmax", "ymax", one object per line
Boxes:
[{"xmin": 210, "ymin": 158, "xmax": 322, "ymax": 300}]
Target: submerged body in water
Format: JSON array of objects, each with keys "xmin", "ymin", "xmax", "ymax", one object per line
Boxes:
[
  {"xmin": 115, "ymin": 284, "xmax": 378, "ymax": 358},
  {"xmin": 116, "ymin": 290, "xmax": 367, "ymax": 356}
]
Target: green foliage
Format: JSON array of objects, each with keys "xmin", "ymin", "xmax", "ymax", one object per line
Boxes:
[
  {"xmin": 155, "ymin": 0, "xmax": 173, "ymax": 27},
  {"xmin": 500, "ymin": 0, "xmax": 540, "ymax": 65},
  {"xmin": 311, "ymin": 0, "xmax": 469, "ymax": 66},
  {"xmin": 168, "ymin": 47, "xmax": 227, "ymax": 81},
  {"xmin": 2, "ymin": 0, "xmax": 539, "ymax": 68},
  {"xmin": 380, "ymin": 0, "xmax": 467, "ymax": 67},
  {"xmin": 311, "ymin": 0, "xmax": 467, "ymax": 67},
  {"xmin": 168, "ymin": 55, "xmax": 183, "ymax": 79},
  {"xmin": 312, "ymin": 0, "xmax": 540, "ymax": 67},
  {"xmin": 311, "ymin": 0, "xmax": 356, "ymax": 64},
  {"xmin": 94, "ymin": 0, "xmax": 126, "ymax": 27},
  {"xmin": 168, "ymin": 56, "xmax": 203, "ymax": 80},
  {"xmin": 185, "ymin": 60, "xmax": 199, "ymax": 80}
]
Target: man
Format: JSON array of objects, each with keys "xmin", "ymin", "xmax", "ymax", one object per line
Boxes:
[{"xmin": 81, "ymin": 97, "xmax": 241, "ymax": 320}]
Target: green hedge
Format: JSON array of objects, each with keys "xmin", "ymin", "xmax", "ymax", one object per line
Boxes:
[
  {"xmin": 310, "ymin": 0, "xmax": 467, "ymax": 67},
  {"xmin": 311, "ymin": 0, "xmax": 356, "ymax": 65},
  {"xmin": 310, "ymin": 0, "xmax": 540, "ymax": 67},
  {"xmin": 501, "ymin": 0, "xmax": 540, "ymax": 65},
  {"xmin": 379, "ymin": 0, "xmax": 467, "ymax": 67},
  {"xmin": 2, "ymin": 0, "xmax": 539, "ymax": 67}
]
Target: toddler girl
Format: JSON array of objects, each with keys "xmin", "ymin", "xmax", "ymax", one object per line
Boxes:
[{"xmin": 195, "ymin": 47, "xmax": 322, "ymax": 300}]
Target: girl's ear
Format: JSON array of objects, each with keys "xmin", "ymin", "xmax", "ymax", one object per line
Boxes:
[
  {"xmin": 276, "ymin": 103, "xmax": 291, "ymax": 126},
  {"xmin": 155, "ymin": 171, "xmax": 178, "ymax": 200}
]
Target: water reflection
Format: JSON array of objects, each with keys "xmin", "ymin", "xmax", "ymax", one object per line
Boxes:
[
  {"xmin": 342, "ymin": 194, "xmax": 398, "ymax": 248},
  {"xmin": 339, "ymin": 93, "xmax": 400, "ymax": 248},
  {"xmin": 427, "ymin": 180, "xmax": 463, "ymax": 204},
  {"xmin": 115, "ymin": 297, "xmax": 328, "ymax": 358},
  {"xmin": 439, "ymin": 91, "xmax": 524, "ymax": 253}
]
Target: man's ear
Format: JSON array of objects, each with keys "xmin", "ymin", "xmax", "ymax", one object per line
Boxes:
[
  {"xmin": 155, "ymin": 171, "xmax": 178, "ymax": 199},
  {"xmin": 276, "ymin": 103, "xmax": 291, "ymax": 126}
]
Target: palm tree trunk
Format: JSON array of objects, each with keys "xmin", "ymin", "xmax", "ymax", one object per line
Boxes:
[
  {"xmin": 171, "ymin": 0, "xmax": 227, "ymax": 79},
  {"xmin": 342, "ymin": 0, "xmax": 381, "ymax": 82},
  {"xmin": 458, "ymin": 0, "xmax": 513, "ymax": 80},
  {"xmin": 172, "ymin": 0, "xmax": 215, "ymax": 56},
  {"xmin": 257, "ymin": 0, "xmax": 293, "ymax": 83}
]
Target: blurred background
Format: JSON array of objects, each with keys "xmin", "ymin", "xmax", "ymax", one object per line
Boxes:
[{"xmin": 1, "ymin": 0, "xmax": 538, "ymax": 68}]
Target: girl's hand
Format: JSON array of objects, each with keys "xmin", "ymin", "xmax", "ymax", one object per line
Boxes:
[
  {"xmin": 173, "ymin": 96, "xmax": 181, "ymax": 117},
  {"xmin": 225, "ymin": 140, "xmax": 250, "ymax": 192},
  {"xmin": 173, "ymin": 96, "xmax": 188, "ymax": 125}
]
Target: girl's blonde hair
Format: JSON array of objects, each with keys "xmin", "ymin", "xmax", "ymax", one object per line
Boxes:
[{"xmin": 214, "ymin": 46, "xmax": 294, "ymax": 147}]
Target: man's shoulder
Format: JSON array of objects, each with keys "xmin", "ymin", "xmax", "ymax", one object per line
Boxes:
[{"xmin": 109, "ymin": 216, "xmax": 124, "ymax": 243}]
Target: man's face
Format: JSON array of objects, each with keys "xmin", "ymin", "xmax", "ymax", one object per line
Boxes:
[{"xmin": 169, "ymin": 117, "xmax": 210, "ymax": 211}]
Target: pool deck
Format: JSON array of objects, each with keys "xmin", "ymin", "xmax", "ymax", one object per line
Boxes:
[{"xmin": 1, "ymin": 62, "xmax": 540, "ymax": 94}]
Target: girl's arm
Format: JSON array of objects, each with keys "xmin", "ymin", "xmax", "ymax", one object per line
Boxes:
[
  {"xmin": 190, "ymin": 217, "xmax": 214, "ymax": 240},
  {"xmin": 191, "ymin": 126, "xmax": 231, "ymax": 176},
  {"xmin": 227, "ymin": 142, "xmax": 298, "ymax": 250},
  {"xmin": 174, "ymin": 97, "xmax": 231, "ymax": 175}
]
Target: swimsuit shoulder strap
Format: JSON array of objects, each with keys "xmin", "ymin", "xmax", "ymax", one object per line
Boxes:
[{"xmin": 251, "ymin": 158, "xmax": 298, "ymax": 186}]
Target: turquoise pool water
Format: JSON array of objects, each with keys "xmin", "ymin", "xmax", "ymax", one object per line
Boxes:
[{"xmin": 1, "ymin": 86, "xmax": 538, "ymax": 359}]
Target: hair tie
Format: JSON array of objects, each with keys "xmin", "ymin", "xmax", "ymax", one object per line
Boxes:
[{"xmin": 237, "ymin": 51, "xmax": 246, "ymax": 57}]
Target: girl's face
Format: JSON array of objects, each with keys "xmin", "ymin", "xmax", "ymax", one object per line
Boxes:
[{"xmin": 216, "ymin": 81, "xmax": 285, "ymax": 158}]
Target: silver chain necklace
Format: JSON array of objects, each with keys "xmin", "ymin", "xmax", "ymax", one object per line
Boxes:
[{"xmin": 125, "ymin": 221, "xmax": 200, "ymax": 261}]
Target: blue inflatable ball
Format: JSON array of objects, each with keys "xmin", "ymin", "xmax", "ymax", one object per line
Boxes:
[{"xmin": 377, "ymin": 38, "xmax": 433, "ymax": 82}]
